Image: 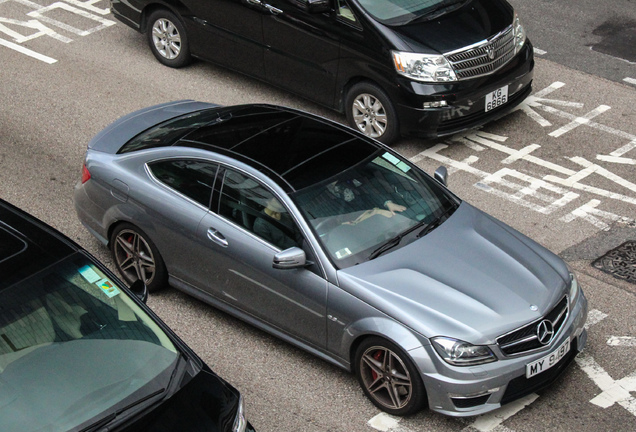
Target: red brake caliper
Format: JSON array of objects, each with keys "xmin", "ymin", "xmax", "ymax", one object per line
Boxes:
[{"xmin": 371, "ymin": 350, "xmax": 383, "ymax": 380}]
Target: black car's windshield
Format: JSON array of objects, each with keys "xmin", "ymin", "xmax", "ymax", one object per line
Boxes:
[
  {"xmin": 0, "ymin": 254, "xmax": 179, "ymax": 432},
  {"xmin": 293, "ymin": 151, "xmax": 458, "ymax": 268},
  {"xmin": 356, "ymin": 0, "xmax": 466, "ymax": 25}
]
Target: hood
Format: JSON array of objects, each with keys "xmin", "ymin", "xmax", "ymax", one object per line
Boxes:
[
  {"xmin": 338, "ymin": 203, "xmax": 569, "ymax": 344},
  {"xmin": 384, "ymin": 0, "xmax": 514, "ymax": 54},
  {"xmin": 88, "ymin": 100, "xmax": 219, "ymax": 154}
]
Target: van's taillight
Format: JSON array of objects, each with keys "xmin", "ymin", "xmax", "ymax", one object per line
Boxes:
[{"xmin": 81, "ymin": 164, "xmax": 91, "ymax": 184}]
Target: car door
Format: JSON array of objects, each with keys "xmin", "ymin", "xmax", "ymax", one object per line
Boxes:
[
  {"xmin": 196, "ymin": 167, "xmax": 328, "ymax": 348},
  {"xmin": 182, "ymin": 0, "xmax": 266, "ymax": 78},
  {"xmin": 144, "ymin": 158, "xmax": 220, "ymax": 286},
  {"xmin": 261, "ymin": 0, "xmax": 341, "ymax": 106}
]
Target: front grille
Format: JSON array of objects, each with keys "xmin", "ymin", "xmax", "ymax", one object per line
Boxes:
[
  {"xmin": 497, "ymin": 296, "xmax": 569, "ymax": 356},
  {"xmin": 446, "ymin": 26, "xmax": 516, "ymax": 80}
]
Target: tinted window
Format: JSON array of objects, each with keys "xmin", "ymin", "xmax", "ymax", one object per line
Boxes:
[
  {"xmin": 118, "ymin": 109, "xmax": 220, "ymax": 154},
  {"xmin": 149, "ymin": 160, "xmax": 218, "ymax": 207},
  {"xmin": 356, "ymin": 0, "xmax": 458, "ymax": 24},
  {"xmin": 217, "ymin": 169, "xmax": 302, "ymax": 250}
]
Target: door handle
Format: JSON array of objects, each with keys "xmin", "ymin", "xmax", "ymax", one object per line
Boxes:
[
  {"xmin": 246, "ymin": 0, "xmax": 262, "ymax": 5},
  {"xmin": 207, "ymin": 228, "xmax": 229, "ymax": 247},
  {"xmin": 264, "ymin": 4, "xmax": 283, "ymax": 14}
]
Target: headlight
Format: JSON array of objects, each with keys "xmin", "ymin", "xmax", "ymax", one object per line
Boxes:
[
  {"xmin": 569, "ymin": 271, "xmax": 580, "ymax": 307},
  {"xmin": 233, "ymin": 395, "xmax": 248, "ymax": 432},
  {"xmin": 431, "ymin": 337, "xmax": 497, "ymax": 366},
  {"xmin": 392, "ymin": 51, "xmax": 457, "ymax": 82},
  {"xmin": 512, "ymin": 12, "xmax": 526, "ymax": 54}
]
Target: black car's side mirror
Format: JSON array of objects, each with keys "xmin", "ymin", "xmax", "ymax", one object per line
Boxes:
[
  {"xmin": 130, "ymin": 279, "xmax": 149, "ymax": 303},
  {"xmin": 434, "ymin": 166, "xmax": 448, "ymax": 187},
  {"xmin": 273, "ymin": 247, "xmax": 307, "ymax": 269}
]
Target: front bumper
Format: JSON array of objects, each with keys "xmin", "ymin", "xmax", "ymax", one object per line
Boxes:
[
  {"xmin": 412, "ymin": 288, "xmax": 588, "ymax": 417},
  {"xmin": 393, "ymin": 42, "xmax": 535, "ymax": 139}
]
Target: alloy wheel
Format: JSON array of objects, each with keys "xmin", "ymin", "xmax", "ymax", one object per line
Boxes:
[
  {"xmin": 359, "ymin": 345, "xmax": 413, "ymax": 411},
  {"xmin": 151, "ymin": 18, "xmax": 181, "ymax": 60},
  {"xmin": 113, "ymin": 229, "xmax": 157, "ymax": 286},
  {"xmin": 351, "ymin": 93, "xmax": 388, "ymax": 139}
]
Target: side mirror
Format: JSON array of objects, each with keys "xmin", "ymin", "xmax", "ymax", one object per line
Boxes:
[
  {"xmin": 298, "ymin": 0, "xmax": 331, "ymax": 13},
  {"xmin": 130, "ymin": 279, "xmax": 148, "ymax": 303},
  {"xmin": 273, "ymin": 247, "xmax": 306, "ymax": 269},
  {"xmin": 434, "ymin": 166, "xmax": 448, "ymax": 187}
]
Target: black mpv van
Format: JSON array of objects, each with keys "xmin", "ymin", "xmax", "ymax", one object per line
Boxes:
[{"xmin": 110, "ymin": 0, "xmax": 534, "ymax": 144}]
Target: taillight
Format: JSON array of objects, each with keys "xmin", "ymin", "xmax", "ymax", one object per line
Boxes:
[{"xmin": 81, "ymin": 164, "xmax": 91, "ymax": 184}]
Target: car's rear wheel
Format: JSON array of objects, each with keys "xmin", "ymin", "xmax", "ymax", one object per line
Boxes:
[
  {"xmin": 355, "ymin": 337, "xmax": 426, "ymax": 416},
  {"xmin": 345, "ymin": 82, "xmax": 399, "ymax": 145},
  {"xmin": 110, "ymin": 223, "xmax": 167, "ymax": 293},
  {"xmin": 147, "ymin": 10, "xmax": 191, "ymax": 68}
]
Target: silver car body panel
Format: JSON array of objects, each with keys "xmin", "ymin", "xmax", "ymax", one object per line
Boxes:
[{"xmin": 74, "ymin": 102, "xmax": 589, "ymax": 417}]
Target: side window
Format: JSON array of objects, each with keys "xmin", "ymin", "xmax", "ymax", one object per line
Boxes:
[
  {"xmin": 148, "ymin": 159, "xmax": 218, "ymax": 207},
  {"xmin": 218, "ymin": 169, "xmax": 302, "ymax": 250},
  {"xmin": 336, "ymin": 0, "xmax": 356, "ymax": 22}
]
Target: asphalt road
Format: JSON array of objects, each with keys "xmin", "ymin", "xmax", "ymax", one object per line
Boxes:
[
  {"xmin": 509, "ymin": 0, "xmax": 636, "ymax": 87},
  {"xmin": 1, "ymin": 1, "xmax": 636, "ymax": 431}
]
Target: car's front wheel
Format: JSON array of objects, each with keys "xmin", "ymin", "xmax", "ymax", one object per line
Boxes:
[
  {"xmin": 355, "ymin": 337, "xmax": 426, "ymax": 416},
  {"xmin": 110, "ymin": 223, "xmax": 167, "ymax": 293},
  {"xmin": 345, "ymin": 82, "xmax": 399, "ymax": 145},
  {"xmin": 146, "ymin": 10, "xmax": 191, "ymax": 68}
]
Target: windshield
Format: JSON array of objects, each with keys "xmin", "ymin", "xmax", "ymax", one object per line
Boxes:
[
  {"xmin": 356, "ymin": 0, "xmax": 464, "ymax": 25},
  {"xmin": 293, "ymin": 151, "xmax": 458, "ymax": 267},
  {"xmin": 0, "ymin": 254, "xmax": 179, "ymax": 432}
]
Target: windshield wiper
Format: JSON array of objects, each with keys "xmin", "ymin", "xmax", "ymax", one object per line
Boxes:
[
  {"xmin": 417, "ymin": 203, "xmax": 458, "ymax": 238},
  {"xmin": 80, "ymin": 388, "xmax": 166, "ymax": 432},
  {"xmin": 404, "ymin": 0, "xmax": 466, "ymax": 25},
  {"xmin": 369, "ymin": 234, "xmax": 404, "ymax": 260}
]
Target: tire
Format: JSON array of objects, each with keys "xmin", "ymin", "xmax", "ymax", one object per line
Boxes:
[
  {"xmin": 345, "ymin": 82, "xmax": 399, "ymax": 145},
  {"xmin": 146, "ymin": 10, "xmax": 191, "ymax": 68},
  {"xmin": 110, "ymin": 223, "xmax": 167, "ymax": 293},
  {"xmin": 355, "ymin": 337, "xmax": 426, "ymax": 416}
]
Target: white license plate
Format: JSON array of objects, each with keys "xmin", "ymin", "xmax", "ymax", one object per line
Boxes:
[
  {"xmin": 485, "ymin": 85, "xmax": 509, "ymax": 112},
  {"xmin": 526, "ymin": 338, "xmax": 570, "ymax": 378}
]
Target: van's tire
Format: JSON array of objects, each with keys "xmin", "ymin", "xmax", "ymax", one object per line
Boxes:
[
  {"xmin": 147, "ymin": 10, "xmax": 191, "ymax": 68},
  {"xmin": 345, "ymin": 82, "xmax": 399, "ymax": 145},
  {"xmin": 355, "ymin": 337, "xmax": 426, "ymax": 415}
]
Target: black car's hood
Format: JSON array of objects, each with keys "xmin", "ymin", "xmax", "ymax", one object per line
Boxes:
[
  {"xmin": 122, "ymin": 368, "xmax": 241, "ymax": 432},
  {"xmin": 381, "ymin": 0, "xmax": 514, "ymax": 54},
  {"xmin": 339, "ymin": 203, "xmax": 570, "ymax": 344}
]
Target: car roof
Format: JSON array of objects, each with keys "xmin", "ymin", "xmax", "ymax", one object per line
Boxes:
[
  {"xmin": 0, "ymin": 199, "xmax": 77, "ymax": 289},
  {"xmin": 122, "ymin": 104, "xmax": 381, "ymax": 191}
]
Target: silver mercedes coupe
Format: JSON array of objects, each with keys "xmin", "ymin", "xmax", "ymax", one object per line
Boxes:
[{"xmin": 74, "ymin": 100, "xmax": 588, "ymax": 417}]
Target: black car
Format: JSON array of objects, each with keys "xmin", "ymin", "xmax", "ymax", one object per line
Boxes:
[
  {"xmin": 110, "ymin": 0, "xmax": 534, "ymax": 144},
  {"xmin": 0, "ymin": 199, "xmax": 254, "ymax": 432}
]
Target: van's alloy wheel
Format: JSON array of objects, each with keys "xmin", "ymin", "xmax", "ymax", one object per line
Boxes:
[
  {"xmin": 355, "ymin": 337, "xmax": 426, "ymax": 415},
  {"xmin": 147, "ymin": 10, "xmax": 191, "ymax": 68},
  {"xmin": 346, "ymin": 82, "xmax": 399, "ymax": 145}
]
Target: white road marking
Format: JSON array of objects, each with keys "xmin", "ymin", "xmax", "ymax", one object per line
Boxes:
[
  {"xmin": 560, "ymin": 199, "xmax": 635, "ymax": 230},
  {"xmin": 549, "ymin": 105, "xmax": 612, "ymax": 137},
  {"xmin": 0, "ymin": 36, "xmax": 56, "ymax": 63},
  {"xmin": 466, "ymin": 394, "xmax": 539, "ymax": 432},
  {"xmin": 586, "ymin": 309, "xmax": 608, "ymax": 328},
  {"xmin": 28, "ymin": 2, "xmax": 115, "ymax": 37},
  {"xmin": 607, "ymin": 336, "xmax": 636, "ymax": 347},
  {"xmin": 624, "ymin": 77, "xmax": 636, "ymax": 86},
  {"xmin": 533, "ymin": 47, "xmax": 547, "ymax": 55},
  {"xmin": 367, "ymin": 413, "xmax": 401, "ymax": 431},
  {"xmin": 576, "ymin": 354, "xmax": 636, "ymax": 416}
]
